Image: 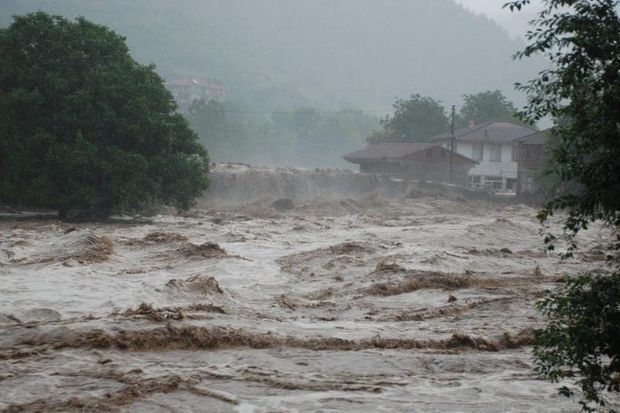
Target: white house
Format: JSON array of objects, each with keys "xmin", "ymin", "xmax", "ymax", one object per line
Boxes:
[
  {"xmin": 431, "ymin": 121, "xmax": 538, "ymax": 192},
  {"xmin": 165, "ymin": 77, "xmax": 225, "ymax": 112}
]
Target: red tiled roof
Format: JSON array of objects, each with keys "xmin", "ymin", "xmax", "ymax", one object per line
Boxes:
[
  {"xmin": 343, "ymin": 142, "xmax": 478, "ymax": 164},
  {"xmin": 343, "ymin": 142, "xmax": 438, "ymax": 162}
]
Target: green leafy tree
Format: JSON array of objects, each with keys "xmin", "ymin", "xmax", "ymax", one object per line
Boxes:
[
  {"xmin": 458, "ymin": 89, "xmax": 522, "ymax": 127},
  {"xmin": 188, "ymin": 99, "xmax": 235, "ymax": 160},
  {"xmin": 0, "ymin": 12, "xmax": 209, "ymax": 218},
  {"xmin": 370, "ymin": 94, "xmax": 449, "ymax": 143},
  {"xmin": 506, "ymin": 0, "xmax": 620, "ymax": 410}
]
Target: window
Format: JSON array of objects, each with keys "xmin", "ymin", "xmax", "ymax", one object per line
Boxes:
[
  {"xmin": 468, "ymin": 175, "xmax": 482, "ymax": 189},
  {"xmin": 472, "ymin": 143, "xmax": 483, "ymax": 161},
  {"xmin": 484, "ymin": 176, "xmax": 503, "ymax": 190},
  {"xmin": 511, "ymin": 144, "xmax": 518, "ymax": 162},
  {"xmin": 525, "ymin": 174, "xmax": 534, "ymax": 192},
  {"xmin": 490, "ymin": 144, "xmax": 501, "ymax": 162},
  {"xmin": 506, "ymin": 178, "xmax": 516, "ymax": 191},
  {"xmin": 522, "ymin": 147, "xmax": 530, "ymax": 160}
]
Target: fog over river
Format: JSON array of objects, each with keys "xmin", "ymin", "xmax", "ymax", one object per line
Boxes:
[{"xmin": 0, "ymin": 167, "xmax": 611, "ymax": 412}]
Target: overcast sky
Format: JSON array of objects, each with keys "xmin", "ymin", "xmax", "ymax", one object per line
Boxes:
[{"xmin": 456, "ymin": 0, "xmax": 543, "ymax": 38}]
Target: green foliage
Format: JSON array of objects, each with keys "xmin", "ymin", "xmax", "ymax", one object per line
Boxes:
[
  {"xmin": 188, "ymin": 99, "xmax": 234, "ymax": 161},
  {"xmin": 507, "ymin": 0, "xmax": 620, "ymax": 409},
  {"xmin": 188, "ymin": 101, "xmax": 378, "ymax": 168},
  {"xmin": 534, "ymin": 272, "xmax": 620, "ymax": 412},
  {"xmin": 0, "ymin": 0, "xmax": 541, "ymax": 112},
  {"xmin": 457, "ymin": 90, "xmax": 522, "ymax": 127},
  {"xmin": 0, "ymin": 12, "xmax": 209, "ymax": 217},
  {"xmin": 370, "ymin": 94, "xmax": 449, "ymax": 143}
]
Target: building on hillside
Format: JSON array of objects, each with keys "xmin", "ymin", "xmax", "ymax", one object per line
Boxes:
[
  {"xmin": 165, "ymin": 77, "xmax": 225, "ymax": 112},
  {"xmin": 430, "ymin": 121, "xmax": 538, "ymax": 192},
  {"xmin": 515, "ymin": 130, "xmax": 548, "ymax": 196},
  {"xmin": 343, "ymin": 142, "xmax": 478, "ymax": 185}
]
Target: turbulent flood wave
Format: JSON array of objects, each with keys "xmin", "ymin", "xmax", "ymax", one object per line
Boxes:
[
  {"xmin": 1, "ymin": 165, "xmax": 613, "ymax": 412},
  {"xmin": 202, "ymin": 163, "xmax": 405, "ymax": 205}
]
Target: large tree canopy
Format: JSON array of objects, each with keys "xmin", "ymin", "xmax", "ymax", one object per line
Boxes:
[
  {"xmin": 0, "ymin": 12, "xmax": 209, "ymax": 217},
  {"xmin": 506, "ymin": 0, "xmax": 620, "ymax": 411},
  {"xmin": 458, "ymin": 90, "xmax": 522, "ymax": 127},
  {"xmin": 369, "ymin": 94, "xmax": 449, "ymax": 143}
]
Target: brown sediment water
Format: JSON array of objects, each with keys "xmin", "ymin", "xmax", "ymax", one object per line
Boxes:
[{"xmin": 0, "ymin": 179, "xmax": 613, "ymax": 412}]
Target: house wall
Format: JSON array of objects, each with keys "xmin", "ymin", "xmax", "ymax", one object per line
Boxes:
[
  {"xmin": 359, "ymin": 160, "xmax": 403, "ymax": 175},
  {"xmin": 516, "ymin": 143, "xmax": 544, "ymax": 196},
  {"xmin": 356, "ymin": 147, "xmax": 475, "ymax": 185},
  {"xmin": 166, "ymin": 83, "xmax": 225, "ymax": 112},
  {"xmin": 400, "ymin": 147, "xmax": 474, "ymax": 185},
  {"xmin": 444, "ymin": 141, "xmax": 518, "ymax": 191}
]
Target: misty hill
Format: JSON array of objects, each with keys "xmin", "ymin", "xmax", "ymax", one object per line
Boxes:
[{"xmin": 1, "ymin": 0, "xmax": 541, "ymax": 113}]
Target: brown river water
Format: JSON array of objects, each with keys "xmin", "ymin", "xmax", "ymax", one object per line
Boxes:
[{"xmin": 0, "ymin": 168, "xmax": 614, "ymax": 412}]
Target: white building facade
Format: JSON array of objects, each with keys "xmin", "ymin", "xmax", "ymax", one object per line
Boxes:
[
  {"xmin": 454, "ymin": 141, "xmax": 519, "ymax": 191},
  {"xmin": 432, "ymin": 121, "xmax": 537, "ymax": 192}
]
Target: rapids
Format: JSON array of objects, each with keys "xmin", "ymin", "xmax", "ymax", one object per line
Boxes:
[{"xmin": 0, "ymin": 167, "xmax": 615, "ymax": 412}]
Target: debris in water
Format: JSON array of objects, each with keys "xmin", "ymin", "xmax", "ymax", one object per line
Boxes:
[
  {"xmin": 178, "ymin": 242, "xmax": 228, "ymax": 258},
  {"xmin": 372, "ymin": 261, "xmax": 407, "ymax": 274},
  {"xmin": 143, "ymin": 231, "xmax": 188, "ymax": 243},
  {"xmin": 165, "ymin": 274, "xmax": 224, "ymax": 295},
  {"xmin": 272, "ymin": 198, "xmax": 294, "ymax": 210}
]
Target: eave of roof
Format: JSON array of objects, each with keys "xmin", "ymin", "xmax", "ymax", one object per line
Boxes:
[{"xmin": 515, "ymin": 128, "xmax": 550, "ymax": 145}]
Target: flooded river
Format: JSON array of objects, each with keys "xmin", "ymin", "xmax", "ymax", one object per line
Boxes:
[{"xmin": 0, "ymin": 174, "xmax": 610, "ymax": 412}]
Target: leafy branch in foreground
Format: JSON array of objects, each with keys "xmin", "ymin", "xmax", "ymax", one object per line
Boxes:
[
  {"xmin": 505, "ymin": 0, "xmax": 620, "ymax": 410},
  {"xmin": 534, "ymin": 273, "xmax": 620, "ymax": 411}
]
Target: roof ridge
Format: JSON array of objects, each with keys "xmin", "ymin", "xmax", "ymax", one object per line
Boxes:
[{"xmin": 456, "ymin": 121, "xmax": 494, "ymax": 137}]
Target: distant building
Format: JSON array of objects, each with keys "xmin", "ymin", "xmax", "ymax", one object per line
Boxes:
[
  {"xmin": 165, "ymin": 77, "xmax": 225, "ymax": 112},
  {"xmin": 515, "ymin": 129, "xmax": 548, "ymax": 196},
  {"xmin": 343, "ymin": 142, "xmax": 478, "ymax": 186},
  {"xmin": 430, "ymin": 121, "xmax": 538, "ymax": 192}
]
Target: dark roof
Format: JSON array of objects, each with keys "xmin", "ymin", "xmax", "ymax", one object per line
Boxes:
[
  {"xmin": 515, "ymin": 129, "xmax": 549, "ymax": 145},
  {"xmin": 343, "ymin": 142, "xmax": 478, "ymax": 164},
  {"xmin": 430, "ymin": 121, "xmax": 537, "ymax": 144},
  {"xmin": 343, "ymin": 142, "xmax": 438, "ymax": 162}
]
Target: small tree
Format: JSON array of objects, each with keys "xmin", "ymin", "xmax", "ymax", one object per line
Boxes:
[
  {"xmin": 0, "ymin": 13, "xmax": 210, "ymax": 218},
  {"xmin": 506, "ymin": 0, "xmax": 620, "ymax": 410},
  {"xmin": 189, "ymin": 99, "xmax": 232, "ymax": 160},
  {"xmin": 369, "ymin": 94, "xmax": 449, "ymax": 143}
]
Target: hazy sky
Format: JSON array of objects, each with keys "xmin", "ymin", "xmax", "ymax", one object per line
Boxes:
[{"xmin": 456, "ymin": 0, "xmax": 543, "ymax": 38}]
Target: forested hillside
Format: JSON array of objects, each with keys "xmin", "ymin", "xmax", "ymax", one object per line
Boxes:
[{"xmin": 0, "ymin": 0, "xmax": 540, "ymax": 112}]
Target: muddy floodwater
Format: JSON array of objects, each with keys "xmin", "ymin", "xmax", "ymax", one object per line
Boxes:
[{"xmin": 0, "ymin": 193, "xmax": 610, "ymax": 412}]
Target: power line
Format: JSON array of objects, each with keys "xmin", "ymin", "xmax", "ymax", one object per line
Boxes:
[{"xmin": 214, "ymin": 109, "xmax": 388, "ymax": 116}]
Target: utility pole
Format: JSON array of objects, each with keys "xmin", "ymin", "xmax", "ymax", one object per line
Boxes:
[{"xmin": 449, "ymin": 105, "xmax": 455, "ymax": 183}]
